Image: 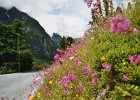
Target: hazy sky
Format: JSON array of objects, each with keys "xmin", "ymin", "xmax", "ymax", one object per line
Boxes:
[{"xmin": 0, "ymin": 0, "xmax": 127, "ymax": 37}]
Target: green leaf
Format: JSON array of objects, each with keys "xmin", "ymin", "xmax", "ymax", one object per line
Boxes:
[{"xmin": 122, "ymin": 91, "xmax": 131, "ymax": 97}]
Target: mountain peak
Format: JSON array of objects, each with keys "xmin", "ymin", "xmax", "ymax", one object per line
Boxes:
[
  {"xmin": 8, "ymin": 6, "xmax": 19, "ymax": 12},
  {"xmin": 52, "ymin": 33, "xmax": 62, "ymax": 40},
  {"xmin": 0, "ymin": 7, "xmax": 7, "ymax": 11}
]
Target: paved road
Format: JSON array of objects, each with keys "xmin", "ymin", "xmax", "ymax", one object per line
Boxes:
[{"xmin": 0, "ymin": 72, "xmax": 38, "ymax": 100}]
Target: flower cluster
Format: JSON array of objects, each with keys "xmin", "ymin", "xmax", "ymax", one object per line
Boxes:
[
  {"xmin": 59, "ymin": 72, "xmax": 77, "ymax": 87},
  {"xmin": 74, "ymin": 57, "xmax": 82, "ymax": 65},
  {"xmin": 91, "ymin": 72, "xmax": 97, "ymax": 85},
  {"xmin": 77, "ymin": 86, "xmax": 86, "ymax": 92},
  {"xmin": 110, "ymin": 14, "xmax": 139, "ymax": 36},
  {"xmin": 129, "ymin": 54, "xmax": 140, "ymax": 65},
  {"xmin": 102, "ymin": 63, "xmax": 112, "ymax": 72},
  {"xmin": 82, "ymin": 66, "xmax": 91, "ymax": 75},
  {"xmin": 83, "ymin": 0, "xmax": 93, "ymax": 7},
  {"xmin": 84, "ymin": 0, "xmax": 101, "ymax": 13},
  {"xmin": 54, "ymin": 46, "xmax": 77, "ymax": 65}
]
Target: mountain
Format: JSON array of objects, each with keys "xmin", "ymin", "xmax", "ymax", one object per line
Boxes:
[
  {"xmin": 51, "ymin": 33, "xmax": 62, "ymax": 48},
  {"xmin": 0, "ymin": 7, "xmax": 56, "ymax": 59}
]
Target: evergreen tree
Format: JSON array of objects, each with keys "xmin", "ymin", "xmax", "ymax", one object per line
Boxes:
[{"xmin": 0, "ymin": 20, "xmax": 33, "ymax": 73}]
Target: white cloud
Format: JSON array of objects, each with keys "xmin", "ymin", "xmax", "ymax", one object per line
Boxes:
[{"xmin": 0, "ymin": 0, "xmax": 91, "ymax": 38}]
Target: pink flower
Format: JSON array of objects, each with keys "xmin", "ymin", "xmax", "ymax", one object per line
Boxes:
[
  {"xmin": 115, "ymin": 14, "xmax": 123, "ymax": 21},
  {"xmin": 67, "ymin": 72, "xmax": 77, "ymax": 81},
  {"xmin": 110, "ymin": 26, "xmax": 116, "ymax": 33},
  {"xmin": 59, "ymin": 76, "xmax": 69, "ymax": 87},
  {"xmin": 82, "ymin": 66, "xmax": 91, "ymax": 75},
  {"xmin": 63, "ymin": 89, "xmax": 69, "ymax": 95},
  {"xmin": 123, "ymin": 19, "xmax": 131, "ymax": 31},
  {"xmin": 65, "ymin": 52, "xmax": 71, "ymax": 58},
  {"xmin": 1, "ymin": 97, "xmax": 8, "ymax": 100},
  {"xmin": 116, "ymin": 22, "xmax": 123, "ymax": 34},
  {"xmin": 74, "ymin": 57, "xmax": 82, "ymax": 65},
  {"xmin": 57, "ymin": 48, "xmax": 63, "ymax": 54},
  {"xmin": 87, "ymin": 0, "xmax": 93, "ymax": 7},
  {"xmin": 138, "ymin": 54, "xmax": 140, "ymax": 62},
  {"xmin": 91, "ymin": 78, "xmax": 97, "ymax": 85},
  {"xmin": 102, "ymin": 63, "xmax": 112, "ymax": 72},
  {"xmin": 93, "ymin": 1, "xmax": 100, "ymax": 6},
  {"xmin": 77, "ymin": 86, "xmax": 86, "ymax": 92},
  {"xmin": 54, "ymin": 54, "xmax": 60, "ymax": 60},
  {"xmin": 129, "ymin": 55, "xmax": 139, "ymax": 65},
  {"xmin": 59, "ymin": 72, "xmax": 77, "ymax": 87},
  {"xmin": 44, "ymin": 87, "xmax": 48, "ymax": 93},
  {"xmin": 123, "ymin": 74, "xmax": 129, "ymax": 81},
  {"xmin": 133, "ymin": 28, "xmax": 139, "ymax": 34},
  {"xmin": 92, "ymin": 72, "xmax": 97, "ymax": 78},
  {"xmin": 110, "ymin": 17, "xmax": 116, "ymax": 24},
  {"xmin": 27, "ymin": 92, "xmax": 32, "ymax": 99},
  {"xmin": 110, "ymin": 15, "xmax": 132, "ymax": 36}
]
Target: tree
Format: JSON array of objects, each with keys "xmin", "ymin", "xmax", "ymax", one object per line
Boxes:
[
  {"xmin": 60, "ymin": 36, "xmax": 74, "ymax": 50},
  {"xmin": 0, "ymin": 20, "xmax": 33, "ymax": 73}
]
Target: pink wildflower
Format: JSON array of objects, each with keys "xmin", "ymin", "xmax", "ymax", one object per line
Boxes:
[
  {"xmin": 44, "ymin": 87, "xmax": 48, "ymax": 93},
  {"xmin": 1, "ymin": 97, "xmax": 8, "ymax": 100},
  {"xmin": 82, "ymin": 66, "xmax": 91, "ymax": 75},
  {"xmin": 27, "ymin": 92, "xmax": 32, "ymax": 99},
  {"xmin": 68, "ymin": 72, "xmax": 77, "ymax": 81},
  {"xmin": 110, "ymin": 17, "xmax": 116, "ymax": 24},
  {"xmin": 77, "ymin": 86, "xmax": 86, "ymax": 92},
  {"xmin": 91, "ymin": 78, "xmax": 97, "ymax": 85},
  {"xmin": 110, "ymin": 25, "xmax": 116, "ymax": 33},
  {"xmin": 74, "ymin": 57, "xmax": 82, "ymax": 65},
  {"xmin": 59, "ymin": 76, "xmax": 69, "ymax": 87},
  {"xmin": 115, "ymin": 14, "xmax": 123, "ymax": 21},
  {"xmin": 123, "ymin": 74, "xmax": 129, "ymax": 81},
  {"xmin": 102, "ymin": 63, "xmax": 112, "ymax": 72},
  {"xmin": 116, "ymin": 22, "xmax": 123, "ymax": 34},
  {"xmin": 57, "ymin": 48, "xmax": 63, "ymax": 54},
  {"xmin": 129, "ymin": 55, "xmax": 139, "ymax": 65},
  {"xmin": 133, "ymin": 28, "xmax": 139, "ymax": 34},
  {"xmin": 93, "ymin": 1, "xmax": 100, "ymax": 6},
  {"xmin": 63, "ymin": 89, "xmax": 69, "ymax": 95},
  {"xmin": 92, "ymin": 72, "xmax": 97, "ymax": 78},
  {"xmin": 54, "ymin": 54, "xmax": 60, "ymax": 60},
  {"xmin": 123, "ymin": 19, "xmax": 131, "ymax": 31}
]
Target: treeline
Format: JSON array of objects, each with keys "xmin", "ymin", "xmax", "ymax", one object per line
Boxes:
[
  {"xmin": 0, "ymin": 20, "xmax": 33, "ymax": 74},
  {"xmin": 60, "ymin": 36, "xmax": 74, "ymax": 50}
]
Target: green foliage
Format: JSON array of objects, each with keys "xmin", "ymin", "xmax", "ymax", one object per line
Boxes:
[
  {"xmin": 20, "ymin": 50, "xmax": 33, "ymax": 72},
  {"xmin": 60, "ymin": 36, "xmax": 74, "ymax": 50},
  {"xmin": 103, "ymin": 0, "xmax": 109, "ymax": 16},
  {"xmin": 116, "ymin": 6, "xmax": 122, "ymax": 13},
  {"xmin": 32, "ymin": 58, "xmax": 53, "ymax": 71},
  {"xmin": 0, "ymin": 20, "xmax": 33, "ymax": 73}
]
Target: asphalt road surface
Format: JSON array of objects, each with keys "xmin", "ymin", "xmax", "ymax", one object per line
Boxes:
[{"xmin": 0, "ymin": 72, "xmax": 38, "ymax": 100}]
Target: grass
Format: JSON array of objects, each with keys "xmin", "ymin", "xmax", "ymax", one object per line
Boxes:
[{"xmin": 32, "ymin": 58, "xmax": 53, "ymax": 71}]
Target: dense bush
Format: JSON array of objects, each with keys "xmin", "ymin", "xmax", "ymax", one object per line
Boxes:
[{"xmin": 60, "ymin": 36, "xmax": 74, "ymax": 50}]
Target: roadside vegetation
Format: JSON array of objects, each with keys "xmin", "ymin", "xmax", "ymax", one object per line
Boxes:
[{"xmin": 26, "ymin": 0, "xmax": 140, "ymax": 100}]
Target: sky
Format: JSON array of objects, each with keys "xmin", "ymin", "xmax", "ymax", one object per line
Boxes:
[
  {"xmin": 0, "ymin": 0, "xmax": 127, "ymax": 38},
  {"xmin": 0, "ymin": 0, "xmax": 92, "ymax": 38}
]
